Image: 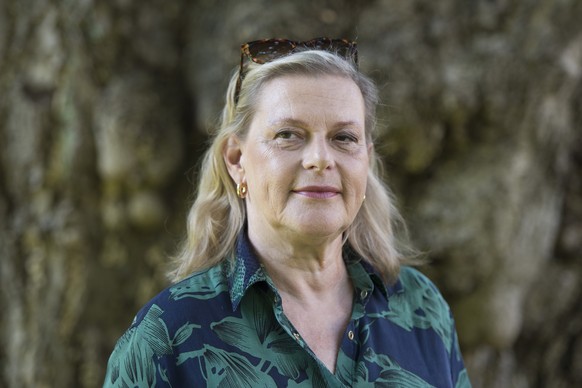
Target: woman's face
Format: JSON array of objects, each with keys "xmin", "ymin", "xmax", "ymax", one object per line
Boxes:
[{"xmin": 226, "ymin": 74, "xmax": 370, "ymax": 243}]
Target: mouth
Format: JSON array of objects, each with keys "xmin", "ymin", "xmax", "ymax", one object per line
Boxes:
[{"xmin": 292, "ymin": 186, "xmax": 341, "ymax": 199}]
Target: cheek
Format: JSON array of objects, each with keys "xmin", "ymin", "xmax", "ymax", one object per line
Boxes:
[
  {"xmin": 248, "ymin": 150, "xmax": 293, "ymax": 196},
  {"xmin": 346, "ymin": 157, "xmax": 369, "ymax": 190},
  {"xmin": 340, "ymin": 172, "xmax": 367, "ymax": 202},
  {"xmin": 352, "ymin": 175, "xmax": 368, "ymax": 198}
]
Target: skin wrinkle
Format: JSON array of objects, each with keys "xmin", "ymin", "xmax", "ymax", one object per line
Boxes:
[{"xmin": 225, "ymin": 74, "xmax": 369, "ymax": 280}]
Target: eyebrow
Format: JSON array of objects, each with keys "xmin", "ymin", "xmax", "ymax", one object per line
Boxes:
[
  {"xmin": 267, "ymin": 117, "xmax": 309, "ymax": 128},
  {"xmin": 268, "ymin": 117, "xmax": 362, "ymax": 130}
]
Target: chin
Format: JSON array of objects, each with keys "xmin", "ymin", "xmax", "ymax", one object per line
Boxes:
[
  {"xmin": 291, "ymin": 220, "xmax": 347, "ymax": 239},
  {"xmin": 284, "ymin": 206, "xmax": 351, "ymax": 236}
]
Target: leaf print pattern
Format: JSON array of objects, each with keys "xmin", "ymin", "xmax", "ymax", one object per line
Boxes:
[
  {"xmin": 177, "ymin": 345, "xmax": 277, "ymax": 387},
  {"xmin": 140, "ymin": 305, "xmax": 173, "ymax": 355},
  {"xmin": 336, "ymin": 349, "xmax": 370, "ymax": 387},
  {"xmin": 104, "ymin": 233, "xmax": 470, "ymax": 388},
  {"xmin": 105, "ymin": 304, "xmax": 201, "ymax": 387},
  {"xmin": 211, "ymin": 289, "xmax": 306, "ymax": 380},
  {"xmin": 107, "ymin": 327, "xmax": 157, "ymax": 387},
  {"xmin": 455, "ymin": 369, "xmax": 471, "ymax": 388},
  {"xmin": 369, "ymin": 268, "xmax": 454, "ymax": 353},
  {"xmin": 173, "ymin": 322, "xmax": 200, "ymax": 347},
  {"xmin": 364, "ymin": 348, "xmax": 435, "ymax": 387},
  {"xmin": 169, "ymin": 268, "xmax": 228, "ymax": 301}
]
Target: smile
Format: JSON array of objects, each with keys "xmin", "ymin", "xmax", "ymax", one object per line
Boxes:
[{"xmin": 292, "ymin": 186, "xmax": 340, "ymax": 199}]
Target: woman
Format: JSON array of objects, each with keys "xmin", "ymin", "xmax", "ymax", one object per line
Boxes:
[{"xmin": 104, "ymin": 38, "xmax": 470, "ymax": 387}]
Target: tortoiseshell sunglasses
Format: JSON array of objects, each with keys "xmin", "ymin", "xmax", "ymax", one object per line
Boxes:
[{"xmin": 234, "ymin": 38, "xmax": 358, "ymax": 104}]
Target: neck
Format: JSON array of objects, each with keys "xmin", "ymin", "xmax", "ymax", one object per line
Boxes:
[
  {"xmin": 247, "ymin": 224, "xmax": 354, "ymax": 374},
  {"xmin": 247, "ymin": 226, "xmax": 349, "ymax": 299}
]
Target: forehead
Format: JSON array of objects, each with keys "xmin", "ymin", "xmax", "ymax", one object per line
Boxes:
[{"xmin": 253, "ymin": 75, "xmax": 366, "ymax": 125}]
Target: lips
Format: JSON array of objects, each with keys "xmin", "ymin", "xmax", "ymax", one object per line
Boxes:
[{"xmin": 292, "ymin": 185, "xmax": 341, "ymax": 199}]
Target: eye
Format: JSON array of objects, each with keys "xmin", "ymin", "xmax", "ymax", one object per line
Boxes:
[
  {"xmin": 275, "ymin": 129, "xmax": 299, "ymax": 140},
  {"xmin": 273, "ymin": 129, "xmax": 304, "ymax": 150},
  {"xmin": 334, "ymin": 132, "xmax": 359, "ymax": 143}
]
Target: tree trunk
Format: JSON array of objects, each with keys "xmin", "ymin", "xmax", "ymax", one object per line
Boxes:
[
  {"xmin": 0, "ymin": 0, "xmax": 196, "ymax": 386},
  {"xmin": 0, "ymin": 0, "xmax": 581, "ymax": 387}
]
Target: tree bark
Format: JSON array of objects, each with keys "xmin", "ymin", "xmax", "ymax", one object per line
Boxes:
[{"xmin": 0, "ymin": 0, "xmax": 195, "ymax": 386}]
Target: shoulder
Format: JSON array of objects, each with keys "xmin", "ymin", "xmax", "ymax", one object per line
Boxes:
[
  {"xmin": 104, "ymin": 264, "xmax": 231, "ymax": 387},
  {"xmin": 132, "ymin": 264, "xmax": 230, "ymax": 328},
  {"xmin": 390, "ymin": 266, "xmax": 457, "ymax": 351},
  {"xmin": 396, "ymin": 268, "xmax": 470, "ymax": 386},
  {"xmin": 397, "ymin": 266, "xmax": 445, "ymax": 297},
  {"xmin": 393, "ymin": 266, "xmax": 452, "ymax": 316}
]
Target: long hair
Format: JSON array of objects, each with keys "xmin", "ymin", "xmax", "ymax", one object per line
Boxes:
[{"xmin": 168, "ymin": 50, "xmax": 410, "ymax": 283}]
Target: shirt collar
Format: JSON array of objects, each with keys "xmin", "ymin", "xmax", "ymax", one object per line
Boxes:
[
  {"xmin": 226, "ymin": 231, "xmax": 402, "ymax": 311},
  {"xmin": 342, "ymin": 245, "xmax": 402, "ymax": 298},
  {"xmin": 227, "ymin": 232, "xmax": 270, "ymax": 311}
]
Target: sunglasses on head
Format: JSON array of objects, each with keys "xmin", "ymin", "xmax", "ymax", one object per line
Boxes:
[{"xmin": 234, "ymin": 37, "xmax": 358, "ymax": 104}]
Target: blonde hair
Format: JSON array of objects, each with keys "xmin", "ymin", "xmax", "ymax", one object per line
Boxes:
[{"xmin": 169, "ymin": 50, "xmax": 409, "ymax": 283}]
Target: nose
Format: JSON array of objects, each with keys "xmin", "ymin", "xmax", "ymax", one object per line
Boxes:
[{"xmin": 302, "ymin": 135, "xmax": 334, "ymax": 171}]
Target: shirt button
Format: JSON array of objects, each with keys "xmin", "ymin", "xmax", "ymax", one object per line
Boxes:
[
  {"xmin": 348, "ymin": 330, "xmax": 355, "ymax": 341},
  {"xmin": 293, "ymin": 332, "xmax": 301, "ymax": 341},
  {"xmin": 360, "ymin": 290, "xmax": 368, "ymax": 299}
]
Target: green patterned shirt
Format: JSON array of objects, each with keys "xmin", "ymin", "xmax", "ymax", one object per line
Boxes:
[{"xmin": 104, "ymin": 233, "xmax": 470, "ymax": 387}]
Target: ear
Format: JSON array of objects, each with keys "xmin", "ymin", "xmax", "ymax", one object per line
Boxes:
[{"xmin": 223, "ymin": 135, "xmax": 245, "ymax": 182}]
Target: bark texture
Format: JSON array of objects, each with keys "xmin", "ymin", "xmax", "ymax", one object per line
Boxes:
[{"xmin": 0, "ymin": 0, "xmax": 580, "ymax": 387}]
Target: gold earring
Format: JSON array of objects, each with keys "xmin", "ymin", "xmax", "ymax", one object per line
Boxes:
[{"xmin": 236, "ymin": 182, "xmax": 248, "ymax": 199}]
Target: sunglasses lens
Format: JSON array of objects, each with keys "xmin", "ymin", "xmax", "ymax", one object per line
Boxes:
[
  {"xmin": 305, "ymin": 38, "xmax": 356, "ymax": 63},
  {"xmin": 247, "ymin": 40, "xmax": 296, "ymax": 64},
  {"xmin": 236, "ymin": 38, "xmax": 357, "ymax": 104},
  {"xmin": 244, "ymin": 38, "xmax": 356, "ymax": 65}
]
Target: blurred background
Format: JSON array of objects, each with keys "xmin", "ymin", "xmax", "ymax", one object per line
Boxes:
[{"xmin": 1, "ymin": 0, "xmax": 581, "ymax": 387}]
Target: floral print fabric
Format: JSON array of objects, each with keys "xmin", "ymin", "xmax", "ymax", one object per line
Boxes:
[{"xmin": 104, "ymin": 233, "xmax": 470, "ymax": 387}]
